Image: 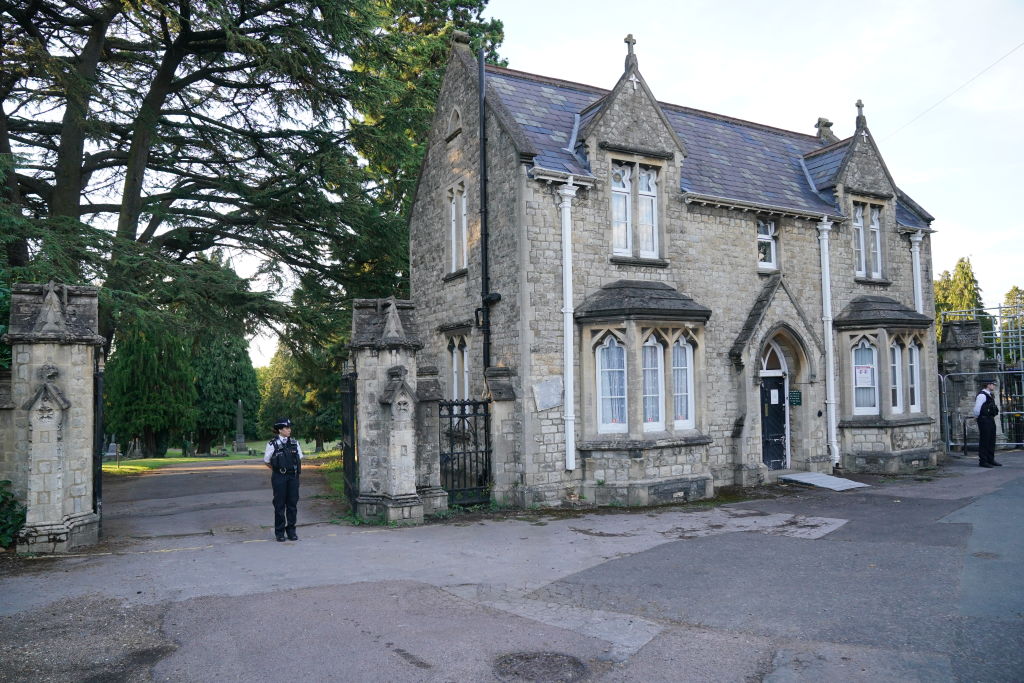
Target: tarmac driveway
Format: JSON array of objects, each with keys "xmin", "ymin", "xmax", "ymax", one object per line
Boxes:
[{"xmin": 1, "ymin": 454, "xmax": 1022, "ymax": 682}]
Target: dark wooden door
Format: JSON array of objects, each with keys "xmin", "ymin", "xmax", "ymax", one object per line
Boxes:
[{"xmin": 760, "ymin": 377, "xmax": 787, "ymax": 470}]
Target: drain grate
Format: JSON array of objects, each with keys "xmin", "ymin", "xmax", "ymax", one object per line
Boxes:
[{"xmin": 494, "ymin": 652, "xmax": 588, "ymax": 682}]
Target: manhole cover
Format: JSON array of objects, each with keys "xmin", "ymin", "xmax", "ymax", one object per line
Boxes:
[{"xmin": 494, "ymin": 652, "xmax": 588, "ymax": 681}]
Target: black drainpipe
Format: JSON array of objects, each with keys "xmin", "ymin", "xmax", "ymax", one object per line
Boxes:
[{"xmin": 478, "ymin": 47, "xmax": 500, "ymax": 370}]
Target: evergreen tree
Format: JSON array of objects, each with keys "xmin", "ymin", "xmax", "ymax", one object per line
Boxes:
[
  {"xmin": 1001, "ymin": 286, "xmax": 1024, "ymax": 367},
  {"xmin": 192, "ymin": 329, "xmax": 260, "ymax": 454},
  {"xmin": 105, "ymin": 317, "xmax": 196, "ymax": 457},
  {"xmin": 934, "ymin": 257, "xmax": 992, "ymax": 342},
  {"xmin": 1, "ymin": 0, "xmax": 503, "ymax": 353},
  {"xmin": 257, "ymin": 348, "xmax": 306, "ymax": 443}
]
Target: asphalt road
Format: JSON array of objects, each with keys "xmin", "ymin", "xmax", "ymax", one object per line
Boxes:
[{"xmin": 1, "ymin": 454, "xmax": 1021, "ymax": 682}]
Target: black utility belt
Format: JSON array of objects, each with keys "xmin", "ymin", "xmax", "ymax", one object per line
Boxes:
[{"xmin": 276, "ymin": 468, "xmax": 299, "ymax": 474}]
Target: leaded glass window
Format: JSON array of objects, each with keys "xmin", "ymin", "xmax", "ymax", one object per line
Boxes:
[
  {"xmin": 853, "ymin": 339, "xmax": 878, "ymax": 413},
  {"xmin": 642, "ymin": 337, "xmax": 664, "ymax": 431},
  {"xmin": 597, "ymin": 336, "xmax": 628, "ymax": 433}
]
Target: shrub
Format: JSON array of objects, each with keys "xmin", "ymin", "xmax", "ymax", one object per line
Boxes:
[{"xmin": 0, "ymin": 480, "xmax": 26, "ymax": 547}]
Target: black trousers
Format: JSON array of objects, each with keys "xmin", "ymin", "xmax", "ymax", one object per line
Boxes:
[
  {"xmin": 978, "ymin": 416, "xmax": 997, "ymax": 465},
  {"xmin": 271, "ymin": 470, "xmax": 300, "ymax": 537}
]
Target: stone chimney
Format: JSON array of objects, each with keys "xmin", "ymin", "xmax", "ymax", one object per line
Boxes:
[{"xmin": 815, "ymin": 117, "xmax": 838, "ymax": 144}]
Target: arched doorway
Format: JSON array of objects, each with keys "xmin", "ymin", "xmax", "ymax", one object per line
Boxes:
[{"xmin": 759, "ymin": 340, "xmax": 789, "ymax": 470}]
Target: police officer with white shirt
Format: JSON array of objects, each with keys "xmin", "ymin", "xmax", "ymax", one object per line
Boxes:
[
  {"xmin": 973, "ymin": 379, "xmax": 1001, "ymax": 468},
  {"xmin": 264, "ymin": 418, "xmax": 304, "ymax": 541}
]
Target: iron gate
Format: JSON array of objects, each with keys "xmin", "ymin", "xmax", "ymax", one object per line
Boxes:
[
  {"xmin": 439, "ymin": 399, "xmax": 491, "ymax": 505},
  {"xmin": 339, "ymin": 371, "xmax": 358, "ymax": 505}
]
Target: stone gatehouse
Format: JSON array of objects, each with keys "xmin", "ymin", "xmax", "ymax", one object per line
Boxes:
[{"xmin": 405, "ymin": 34, "xmax": 939, "ymax": 508}]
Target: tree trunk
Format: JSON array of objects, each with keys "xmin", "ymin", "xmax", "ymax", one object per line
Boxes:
[
  {"xmin": 143, "ymin": 426, "xmax": 158, "ymax": 458},
  {"xmin": 50, "ymin": 8, "xmax": 119, "ymax": 220},
  {"xmin": 115, "ymin": 43, "xmax": 185, "ymax": 242},
  {"xmin": 315, "ymin": 433, "xmax": 325, "ymax": 453},
  {"xmin": 196, "ymin": 430, "xmax": 214, "ymax": 455}
]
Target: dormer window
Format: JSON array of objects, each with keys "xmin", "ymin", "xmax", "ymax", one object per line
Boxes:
[
  {"xmin": 610, "ymin": 161, "xmax": 659, "ymax": 259},
  {"xmin": 757, "ymin": 219, "xmax": 777, "ymax": 270},
  {"xmin": 853, "ymin": 202, "xmax": 883, "ymax": 278}
]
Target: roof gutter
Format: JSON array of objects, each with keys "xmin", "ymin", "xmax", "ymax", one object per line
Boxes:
[
  {"xmin": 531, "ymin": 167, "xmax": 596, "ymax": 186},
  {"xmin": 684, "ymin": 192, "xmax": 843, "ymax": 222}
]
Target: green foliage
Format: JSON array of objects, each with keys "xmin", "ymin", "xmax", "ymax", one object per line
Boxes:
[
  {"xmin": 257, "ymin": 348, "xmax": 306, "ymax": 441},
  {"xmin": 1, "ymin": 0, "xmax": 504, "ymax": 354},
  {"xmin": 192, "ymin": 328, "xmax": 260, "ymax": 452},
  {"xmin": 104, "ymin": 316, "xmax": 197, "ymax": 457},
  {"xmin": 934, "ymin": 257, "xmax": 993, "ymax": 342},
  {"xmin": 0, "ymin": 480, "xmax": 26, "ymax": 547},
  {"xmin": 0, "ymin": 275, "xmax": 9, "ymax": 370},
  {"xmin": 2, "ymin": 0, "xmax": 505, "ymax": 445}
]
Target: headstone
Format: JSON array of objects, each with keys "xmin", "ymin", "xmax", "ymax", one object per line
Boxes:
[{"xmin": 233, "ymin": 399, "xmax": 247, "ymax": 452}]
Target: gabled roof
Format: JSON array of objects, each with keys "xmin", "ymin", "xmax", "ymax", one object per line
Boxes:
[
  {"xmin": 803, "ymin": 140, "xmax": 851, "ymax": 191},
  {"xmin": 483, "ymin": 64, "xmax": 933, "ymax": 226}
]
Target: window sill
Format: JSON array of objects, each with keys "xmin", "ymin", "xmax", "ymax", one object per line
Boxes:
[
  {"xmin": 854, "ymin": 276, "xmax": 892, "ymax": 287},
  {"xmin": 610, "ymin": 255, "xmax": 669, "ymax": 268},
  {"xmin": 757, "ymin": 265, "xmax": 779, "ymax": 275},
  {"xmin": 839, "ymin": 414, "xmax": 933, "ymax": 428},
  {"xmin": 579, "ymin": 432, "xmax": 713, "ymax": 454},
  {"xmin": 443, "ymin": 268, "xmax": 468, "ymax": 283}
]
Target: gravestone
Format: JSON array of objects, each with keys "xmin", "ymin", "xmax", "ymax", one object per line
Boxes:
[{"xmin": 233, "ymin": 399, "xmax": 247, "ymax": 452}]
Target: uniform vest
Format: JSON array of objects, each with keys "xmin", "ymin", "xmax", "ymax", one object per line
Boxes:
[
  {"xmin": 978, "ymin": 391, "xmax": 999, "ymax": 419},
  {"xmin": 270, "ymin": 437, "xmax": 301, "ymax": 473}
]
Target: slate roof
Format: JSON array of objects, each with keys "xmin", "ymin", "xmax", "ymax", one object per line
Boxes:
[
  {"xmin": 833, "ymin": 296, "xmax": 932, "ymax": 329},
  {"xmin": 895, "ymin": 199, "xmax": 930, "ymax": 229},
  {"xmin": 485, "ymin": 65, "xmax": 933, "ymax": 226},
  {"xmin": 803, "ymin": 141, "xmax": 850, "ymax": 191},
  {"xmin": 575, "ymin": 280, "xmax": 711, "ymax": 322}
]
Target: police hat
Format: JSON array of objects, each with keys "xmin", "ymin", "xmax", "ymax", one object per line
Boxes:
[
  {"xmin": 980, "ymin": 378, "xmax": 997, "ymax": 386},
  {"xmin": 273, "ymin": 417, "xmax": 293, "ymax": 430}
]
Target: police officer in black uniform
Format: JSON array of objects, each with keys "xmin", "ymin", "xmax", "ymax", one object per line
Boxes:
[
  {"xmin": 973, "ymin": 379, "xmax": 1001, "ymax": 468},
  {"xmin": 264, "ymin": 418, "xmax": 304, "ymax": 541}
]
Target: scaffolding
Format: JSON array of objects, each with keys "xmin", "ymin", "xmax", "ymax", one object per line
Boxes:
[{"xmin": 939, "ymin": 303, "xmax": 1024, "ymax": 452}]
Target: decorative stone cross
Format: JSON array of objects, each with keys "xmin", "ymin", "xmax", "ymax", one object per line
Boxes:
[
  {"xmin": 624, "ymin": 34, "xmax": 636, "ymax": 56},
  {"xmin": 628, "ymin": 74, "xmax": 640, "ymax": 91},
  {"xmin": 856, "ymin": 99, "xmax": 864, "ymax": 117},
  {"xmin": 860, "ymin": 129, "xmax": 869, "ymax": 142}
]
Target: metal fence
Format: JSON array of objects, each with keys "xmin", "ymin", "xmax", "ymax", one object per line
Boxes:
[{"xmin": 939, "ymin": 303, "xmax": 1024, "ymax": 453}]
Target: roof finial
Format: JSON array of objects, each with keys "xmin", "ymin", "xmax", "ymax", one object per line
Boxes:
[
  {"xmin": 855, "ymin": 98, "xmax": 867, "ymax": 129},
  {"xmin": 624, "ymin": 34, "xmax": 637, "ymax": 70}
]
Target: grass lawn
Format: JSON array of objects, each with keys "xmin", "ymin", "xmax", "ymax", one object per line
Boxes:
[
  {"xmin": 101, "ymin": 454, "xmax": 256, "ymax": 476},
  {"xmin": 102, "ymin": 443, "xmax": 342, "ymax": 477},
  {"xmin": 304, "ymin": 450, "xmax": 345, "ymax": 500}
]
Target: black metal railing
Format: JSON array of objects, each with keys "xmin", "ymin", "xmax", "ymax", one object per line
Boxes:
[
  {"xmin": 340, "ymin": 372, "xmax": 358, "ymax": 505},
  {"xmin": 439, "ymin": 399, "xmax": 491, "ymax": 505}
]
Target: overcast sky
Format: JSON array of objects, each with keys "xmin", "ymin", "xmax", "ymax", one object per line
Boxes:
[{"xmin": 250, "ymin": 0, "xmax": 1022, "ymax": 365}]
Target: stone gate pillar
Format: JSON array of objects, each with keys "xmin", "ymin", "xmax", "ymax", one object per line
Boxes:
[
  {"xmin": 415, "ymin": 365, "xmax": 448, "ymax": 515},
  {"xmin": 3, "ymin": 282, "xmax": 104, "ymax": 553},
  {"xmin": 938, "ymin": 320, "xmax": 1003, "ymax": 449},
  {"xmin": 350, "ymin": 298, "xmax": 425, "ymax": 524}
]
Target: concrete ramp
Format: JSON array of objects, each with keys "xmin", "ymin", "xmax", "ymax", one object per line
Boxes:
[{"xmin": 780, "ymin": 472, "xmax": 870, "ymax": 491}]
